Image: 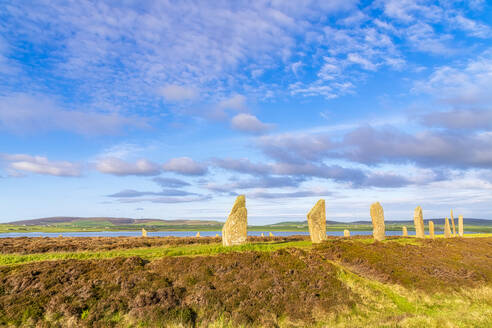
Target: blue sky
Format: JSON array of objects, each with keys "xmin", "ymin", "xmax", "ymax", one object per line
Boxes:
[{"xmin": 1, "ymin": 0, "xmax": 492, "ymax": 224}]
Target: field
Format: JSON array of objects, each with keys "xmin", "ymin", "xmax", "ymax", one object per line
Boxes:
[
  {"xmin": 0, "ymin": 235, "xmax": 491, "ymax": 327},
  {"xmin": 2, "ymin": 217, "xmax": 492, "ymax": 233}
]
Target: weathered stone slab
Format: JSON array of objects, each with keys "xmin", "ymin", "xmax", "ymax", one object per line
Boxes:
[
  {"xmin": 196, "ymin": 232, "xmax": 201, "ymax": 237},
  {"xmin": 222, "ymin": 195, "xmax": 248, "ymax": 246},
  {"xmin": 402, "ymin": 226, "xmax": 408, "ymax": 237},
  {"xmin": 269, "ymin": 232, "xmax": 274, "ymax": 237},
  {"xmin": 370, "ymin": 202, "xmax": 385, "ymax": 241},
  {"xmin": 413, "ymin": 206, "xmax": 425, "ymax": 238},
  {"xmin": 458, "ymin": 215, "xmax": 464, "ymax": 237},
  {"xmin": 429, "ymin": 221, "xmax": 435, "ymax": 239},
  {"xmin": 343, "ymin": 229, "xmax": 350, "ymax": 237},
  {"xmin": 260, "ymin": 233, "xmax": 264, "ymax": 237},
  {"xmin": 142, "ymin": 228, "xmax": 147, "ymax": 237},
  {"xmin": 444, "ymin": 217, "xmax": 452, "ymax": 238},
  {"xmin": 450, "ymin": 210, "xmax": 457, "ymax": 236},
  {"xmin": 307, "ymin": 199, "xmax": 327, "ymax": 243}
]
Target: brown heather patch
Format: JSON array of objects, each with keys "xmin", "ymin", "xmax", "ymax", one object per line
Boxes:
[
  {"xmin": 316, "ymin": 237, "xmax": 492, "ymax": 291},
  {"xmin": 0, "ymin": 235, "xmax": 308, "ymax": 254},
  {"xmin": 0, "ymin": 248, "xmax": 354, "ymax": 327}
]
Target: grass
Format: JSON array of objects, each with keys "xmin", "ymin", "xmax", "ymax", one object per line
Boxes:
[
  {"xmin": 316, "ymin": 264, "xmax": 492, "ymax": 328},
  {"xmin": 0, "ymin": 240, "xmax": 313, "ymax": 266},
  {"xmin": 1, "ymin": 233, "xmax": 490, "ymax": 265},
  {"xmin": 1, "ymin": 236, "xmax": 491, "ymax": 327}
]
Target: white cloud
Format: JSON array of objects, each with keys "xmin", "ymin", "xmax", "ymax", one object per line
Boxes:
[
  {"xmin": 347, "ymin": 53, "xmax": 377, "ymax": 71},
  {"xmin": 414, "ymin": 53, "xmax": 492, "ymax": 105},
  {"xmin": 3, "ymin": 0, "xmax": 488, "ymax": 107},
  {"xmin": 231, "ymin": 114, "xmax": 271, "ymax": 134},
  {"xmin": 453, "ymin": 15, "xmax": 490, "ymax": 38},
  {"xmin": 162, "ymin": 157, "xmax": 208, "ymax": 176},
  {"xmin": 217, "ymin": 94, "xmax": 247, "ymax": 112},
  {"xmin": 95, "ymin": 158, "xmax": 161, "ymax": 176},
  {"xmin": 0, "ymin": 94, "xmax": 147, "ymax": 135},
  {"xmin": 160, "ymin": 84, "xmax": 198, "ymax": 102},
  {"xmin": 1, "ymin": 154, "xmax": 81, "ymax": 177}
]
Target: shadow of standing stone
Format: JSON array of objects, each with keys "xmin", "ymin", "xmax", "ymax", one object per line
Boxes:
[
  {"xmin": 370, "ymin": 202, "xmax": 385, "ymax": 241},
  {"xmin": 307, "ymin": 199, "xmax": 327, "ymax": 244},
  {"xmin": 222, "ymin": 195, "xmax": 247, "ymax": 246}
]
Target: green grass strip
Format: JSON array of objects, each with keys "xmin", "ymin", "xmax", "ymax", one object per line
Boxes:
[{"xmin": 0, "ymin": 240, "xmax": 313, "ymax": 266}]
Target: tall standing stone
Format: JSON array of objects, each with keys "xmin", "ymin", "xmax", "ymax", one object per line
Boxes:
[
  {"xmin": 370, "ymin": 202, "xmax": 385, "ymax": 241},
  {"xmin": 429, "ymin": 221, "xmax": 435, "ymax": 239},
  {"xmin": 307, "ymin": 199, "xmax": 327, "ymax": 243},
  {"xmin": 196, "ymin": 232, "xmax": 201, "ymax": 237},
  {"xmin": 343, "ymin": 229, "xmax": 350, "ymax": 237},
  {"xmin": 458, "ymin": 215, "xmax": 464, "ymax": 237},
  {"xmin": 402, "ymin": 226, "xmax": 408, "ymax": 237},
  {"xmin": 444, "ymin": 217, "xmax": 452, "ymax": 238},
  {"xmin": 222, "ymin": 195, "xmax": 248, "ymax": 246},
  {"xmin": 261, "ymin": 233, "xmax": 265, "ymax": 237},
  {"xmin": 269, "ymin": 232, "xmax": 274, "ymax": 237},
  {"xmin": 413, "ymin": 206, "xmax": 425, "ymax": 238},
  {"xmin": 142, "ymin": 228, "xmax": 147, "ymax": 237}
]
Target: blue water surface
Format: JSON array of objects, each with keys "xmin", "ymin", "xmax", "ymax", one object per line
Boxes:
[{"xmin": 0, "ymin": 230, "xmax": 441, "ymax": 238}]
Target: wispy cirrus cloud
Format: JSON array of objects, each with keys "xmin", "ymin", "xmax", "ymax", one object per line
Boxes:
[
  {"xmin": 413, "ymin": 53, "xmax": 492, "ymax": 106},
  {"xmin": 159, "ymin": 84, "xmax": 199, "ymax": 102},
  {"xmin": 0, "ymin": 94, "xmax": 147, "ymax": 135}
]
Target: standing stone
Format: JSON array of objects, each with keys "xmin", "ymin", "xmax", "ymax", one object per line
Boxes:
[
  {"xmin": 261, "ymin": 233, "xmax": 265, "ymax": 237},
  {"xmin": 269, "ymin": 232, "xmax": 274, "ymax": 237},
  {"xmin": 142, "ymin": 228, "xmax": 147, "ymax": 237},
  {"xmin": 402, "ymin": 226, "xmax": 408, "ymax": 237},
  {"xmin": 450, "ymin": 210, "xmax": 457, "ymax": 236},
  {"xmin": 444, "ymin": 217, "xmax": 452, "ymax": 238},
  {"xmin": 370, "ymin": 202, "xmax": 385, "ymax": 241},
  {"xmin": 196, "ymin": 232, "xmax": 201, "ymax": 237},
  {"xmin": 222, "ymin": 195, "xmax": 248, "ymax": 246},
  {"xmin": 458, "ymin": 215, "xmax": 464, "ymax": 237},
  {"xmin": 413, "ymin": 206, "xmax": 425, "ymax": 238},
  {"xmin": 215, "ymin": 234, "xmax": 219, "ymax": 237},
  {"xmin": 343, "ymin": 229, "xmax": 350, "ymax": 237},
  {"xmin": 429, "ymin": 221, "xmax": 435, "ymax": 239},
  {"xmin": 307, "ymin": 199, "xmax": 327, "ymax": 243}
]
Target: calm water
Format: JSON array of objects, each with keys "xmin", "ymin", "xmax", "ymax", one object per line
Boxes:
[{"xmin": 0, "ymin": 230, "xmax": 445, "ymax": 238}]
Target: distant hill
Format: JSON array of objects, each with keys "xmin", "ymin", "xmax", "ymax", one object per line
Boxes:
[
  {"xmin": 267, "ymin": 218, "xmax": 492, "ymax": 226},
  {"xmin": 8, "ymin": 217, "xmax": 223, "ymax": 226}
]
